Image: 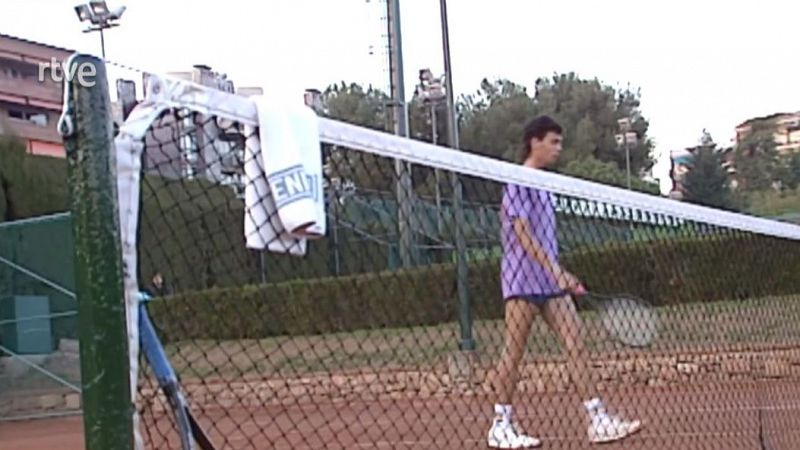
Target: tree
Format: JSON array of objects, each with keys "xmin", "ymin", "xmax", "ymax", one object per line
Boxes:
[
  {"xmin": 318, "ymin": 82, "xmax": 396, "ymax": 193},
  {"xmin": 734, "ymin": 120, "xmax": 780, "ymax": 192},
  {"xmin": 682, "ymin": 135, "xmax": 739, "ymax": 211},
  {"xmin": 458, "ymin": 78, "xmax": 537, "ymax": 162},
  {"xmin": 456, "ymin": 73, "xmax": 657, "ymax": 187},
  {"xmin": 315, "ymin": 73, "xmax": 659, "ymax": 201},
  {"xmin": 784, "ymin": 153, "xmax": 800, "ymax": 190},
  {"xmin": 533, "ymin": 73, "xmax": 656, "ymax": 175},
  {"xmin": 321, "ymin": 81, "xmax": 391, "ymax": 131},
  {"xmin": 560, "ymin": 157, "xmax": 659, "ymax": 194}
]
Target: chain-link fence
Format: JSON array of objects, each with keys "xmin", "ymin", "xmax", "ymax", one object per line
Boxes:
[{"xmin": 0, "ymin": 213, "xmax": 80, "ymax": 421}]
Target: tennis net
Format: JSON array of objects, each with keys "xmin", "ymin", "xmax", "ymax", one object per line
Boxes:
[{"xmin": 66, "ymin": 57, "xmax": 800, "ymax": 450}]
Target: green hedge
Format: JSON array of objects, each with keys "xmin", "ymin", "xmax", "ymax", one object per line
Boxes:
[
  {"xmin": 148, "ymin": 232, "xmax": 800, "ymax": 342},
  {"xmin": 0, "ymin": 136, "xmax": 69, "ymax": 222},
  {"xmin": 147, "ymin": 263, "xmax": 458, "ymax": 341}
]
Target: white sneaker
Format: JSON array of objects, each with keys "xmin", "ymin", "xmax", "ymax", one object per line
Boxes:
[
  {"xmin": 587, "ymin": 411, "xmax": 642, "ymax": 444},
  {"xmin": 487, "ymin": 418, "xmax": 542, "ymax": 448}
]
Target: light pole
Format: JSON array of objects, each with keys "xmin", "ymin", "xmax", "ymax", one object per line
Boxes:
[
  {"xmin": 440, "ymin": 0, "xmax": 458, "ymax": 152},
  {"xmin": 616, "ymin": 117, "xmax": 638, "ymax": 190},
  {"xmin": 438, "ymin": 0, "xmax": 474, "ymax": 352},
  {"xmin": 74, "ymin": 1, "xmax": 126, "ymax": 58},
  {"xmin": 386, "ymin": 0, "xmax": 415, "ymax": 268},
  {"xmin": 417, "ymin": 68, "xmax": 446, "ymax": 236}
]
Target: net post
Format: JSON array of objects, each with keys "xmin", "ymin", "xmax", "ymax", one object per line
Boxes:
[{"xmin": 59, "ymin": 54, "xmax": 134, "ymax": 450}]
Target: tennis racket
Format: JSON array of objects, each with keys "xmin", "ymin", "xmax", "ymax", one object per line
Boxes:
[
  {"xmin": 573, "ymin": 285, "xmax": 659, "ymax": 348},
  {"xmin": 139, "ymin": 293, "xmax": 218, "ymax": 450}
]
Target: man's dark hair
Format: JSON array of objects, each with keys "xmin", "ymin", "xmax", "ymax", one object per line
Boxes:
[{"xmin": 520, "ymin": 115, "xmax": 563, "ymax": 162}]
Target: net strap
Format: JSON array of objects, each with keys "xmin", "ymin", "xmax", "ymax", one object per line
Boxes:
[{"xmin": 115, "ymin": 130, "xmax": 144, "ymax": 450}]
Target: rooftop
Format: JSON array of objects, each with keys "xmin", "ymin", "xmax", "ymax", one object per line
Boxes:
[{"xmin": 735, "ymin": 111, "xmax": 800, "ymax": 129}]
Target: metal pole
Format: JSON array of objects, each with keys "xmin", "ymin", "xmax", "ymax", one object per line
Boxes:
[
  {"xmin": 332, "ymin": 195, "xmax": 341, "ymax": 275},
  {"xmin": 440, "ymin": 0, "xmax": 474, "ymax": 351},
  {"xmin": 100, "ymin": 28, "xmax": 106, "ymax": 59},
  {"xmin": 432, "ymin": 105, "xmax": 443, "ymax": 237},
  {"xmin": 387, "ymin": 0, "xmax": 415, "ymax": 267},
  {"xmin": 440, "ymin": 1, "xmax": 458, "ymax": 151},
  {"xmin": 61, "ymin": 53, "xmax": 134, "ymax": 450},
  {"xmin": 431, "ymin": 104, "xmax": 438, "ymax": 145},
  {"xmin": 625, "ymin": 142, "xmax": 631, "ymax": 190}
]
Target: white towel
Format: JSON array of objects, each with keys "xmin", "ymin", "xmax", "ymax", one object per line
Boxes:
[{"xmin": 244, "ymin": 96, "xmax": 326, "ymax": 255}]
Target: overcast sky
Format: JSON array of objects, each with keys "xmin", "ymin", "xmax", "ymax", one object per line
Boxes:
[{"xmin": 4, "ymin": 0, "xmax": 800, "ymax": 194}]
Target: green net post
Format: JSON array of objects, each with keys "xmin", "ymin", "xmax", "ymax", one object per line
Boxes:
[{"xmin": 59, "ymin": 53, "xmax": 134, "ymax": 450}]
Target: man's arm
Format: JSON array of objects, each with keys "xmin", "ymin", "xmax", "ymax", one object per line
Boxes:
[
  {"xmin": 512, "ymin": 217, "xmax": 579, "ymax": 290},
  {"xmin": 512, "ymin": 217, "xmax": 556, "ymax": 273}
]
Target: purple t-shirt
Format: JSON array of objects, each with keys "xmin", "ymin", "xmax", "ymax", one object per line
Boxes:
[{"xmin": 500, "ymin": 183, "xmax": 560, "ymax": 299}]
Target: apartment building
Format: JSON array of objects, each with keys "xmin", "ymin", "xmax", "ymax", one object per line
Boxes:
[
  {"xmin": 735, "ymin": 111, "xmax": 800, "ymax": 155},
  {"xmin": 0, "ymin": 34, "xmax": 73, "ymax": 157},
  {"xmin": 116, "ymin": 65, "xmax": 263, "ymax": 197}
]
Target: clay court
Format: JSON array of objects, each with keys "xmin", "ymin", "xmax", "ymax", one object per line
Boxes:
[
  {"xmin": 4, "ymin": 309, "xmax": 800, "ymax": 450},
  {"xmin": 4, "ymin": 378, "xmax": 800, "ymax": 450}
]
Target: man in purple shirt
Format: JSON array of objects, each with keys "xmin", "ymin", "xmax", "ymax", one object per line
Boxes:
[{"xmin": 487, "ymin": 116, "xmax": 641, "ymax": 448}]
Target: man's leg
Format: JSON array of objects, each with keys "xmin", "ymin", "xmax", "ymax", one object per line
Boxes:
[
  {"xmin": 493, "ymin": 299, "xmax": 535, "ymax": 404},
  {"xmin": 487, "ymin": 298, "xmax": 541, "ymax": 448},
  {"xmin": 541, "ymin": 294, "xmax": 642, "ymax": 443},
  {"xmin": 540, "ymin": 295, "xmax": 592, "ymax": 400}
]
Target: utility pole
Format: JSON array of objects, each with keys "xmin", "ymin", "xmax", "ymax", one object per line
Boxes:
[{"xmin": 387, "ymin": 0, "xmax": 415, "ymax": 268}]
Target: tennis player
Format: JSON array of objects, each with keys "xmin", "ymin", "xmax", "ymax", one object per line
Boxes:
[{"xmin": 487, "ymin": 116, "xmax": 642, "ymax": 448}]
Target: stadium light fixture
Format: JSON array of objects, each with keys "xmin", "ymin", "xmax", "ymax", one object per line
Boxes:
[
  {"xmin": 615, "ymin": 120, "xmax": 639, "ymax": 190},
  {"xmin": 90, "ymin": 1, "xmax": 110, "ymax": 16},
  {"xmin": 73, "ymin": 1, "xmax": 126, "ymax": 58}
]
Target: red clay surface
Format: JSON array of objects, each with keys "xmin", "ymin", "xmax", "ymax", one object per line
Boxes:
[{"xmin": 3, "ymin": 380, "xmax": 800, "ymax": 450}]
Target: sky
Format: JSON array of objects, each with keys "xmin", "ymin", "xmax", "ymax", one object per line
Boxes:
[{"xmin": 3, "ymin": 0, "xmax": 800, "ymax": 194}]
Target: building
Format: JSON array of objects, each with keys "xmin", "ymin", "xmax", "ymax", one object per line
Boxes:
[
  {"xmin": 735, "ymin": 111, "xmax": 800, "ymax": 155},
  {"xmin": 0, "ymin": 34, "xmax": 73, "ymax": 158},
  {"xmin": 668, "ymin": 111, "xmax": 800, "ymax": 199},
  {"xmin": 668, "ymin": 148, "xmax": 692, "ymax": 200},
  {"xmin": 118, "ymin": 65, "xmax": 263, "ymax": 197},
  {"xmin": 0, "ymin": 33, "xmax": 266, "ymax": 191}
]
